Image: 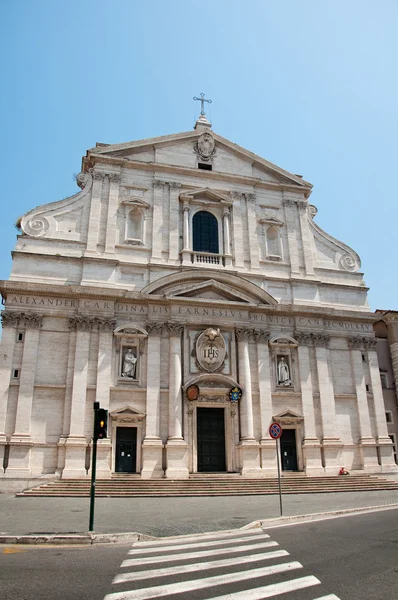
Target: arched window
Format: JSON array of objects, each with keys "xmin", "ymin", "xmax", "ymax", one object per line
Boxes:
[{"xmin": 192, "ymin": 211, "xmax": 219, "ymax": 254}]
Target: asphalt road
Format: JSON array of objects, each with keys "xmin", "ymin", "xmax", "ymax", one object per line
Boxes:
[{"xmin": 1, "ymin": 508, "xmax": 397, "ymax": 600}]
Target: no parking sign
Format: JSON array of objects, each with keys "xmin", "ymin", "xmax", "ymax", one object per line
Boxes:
[{"xmin": 269, "ymin": 422, "xmax": 282, "ymax": 439}]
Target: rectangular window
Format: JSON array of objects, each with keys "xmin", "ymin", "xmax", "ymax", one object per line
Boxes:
[
  {"xmin": 12, "ymin": 369, "xmax": 19, "ymax": 379},
  {"xmin": 362, "ymin": 354, "xmax": 366, "ymax": 362},
  {"xmin": 365, "ymin": 384, "xmax": 370, "ymax": 392},
  {"xmin": 380, "ymin": 372, "xmax": 388, "ymax": 389},
  {"xmin": 198, "ymin": 163, "xmax": 212, "ymax": 171},
  {"xmin": 386, "ymin": 411, "xmax": 393, "ymax": 424},
  {"xmin": 16, "ymin": 332, "xmax": 24, "ymax": 342}
]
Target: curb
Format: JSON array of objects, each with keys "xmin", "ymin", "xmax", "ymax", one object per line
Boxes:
[{"xmin": 1, "ymin": 503, "xmax": 397, "ymax": 545}]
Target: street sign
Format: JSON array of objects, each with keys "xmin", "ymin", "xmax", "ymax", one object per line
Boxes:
[{"xmin": 269, "ymin": 422, "xmax": 282, "ymax": 439}]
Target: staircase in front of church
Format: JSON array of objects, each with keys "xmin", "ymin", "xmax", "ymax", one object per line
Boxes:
[{"xmin": 16, "ymin": 473, "xmax": 398, "ymax": 497}]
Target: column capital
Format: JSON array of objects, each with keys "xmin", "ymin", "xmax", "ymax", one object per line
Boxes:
[
  {"xmin": 295, "ymin": 331, "xmax": 313, "ymax": 346},
  {"xmin": 252, "ymin": 328, "xmax": 269, "ymax": 343},
  {"xmin": 92, "ymin": 171, "xmax": 105, "ymax": 181},
  {"xmin": 297, "ymin": 201, "xmax": 308, "ymax": 210},
  {"xmin": 108, "ymin": 173, "xmax": 121, "ymax": 183},
  {"xmin": 1, "ymin": 311, "xmax": 22, "ymax": 328},
  {"xmin": 182, "ymin": 202, "xmax": 190, "ymax": 212},
  {"xmin": 235, "ymin": 327, "xmax": 252, "ymax": 342},
  {"xmin": 282, "ymin": 198, "xmax": 296, "ymax": 208},
  {"xmin": 95, "ymin": 317, "xmax": 117, "ymax": 332},
  {"xmin": 245, "ymin": 193, "xmax": 256, "ymax": 203},
  {"xmin": 23, "ymin": 313, "xmax": 43, "ymax": 330},
  {"xmin": 312, "ymin": 333, "xmax": 330, "ymax": 348},
  {"xmin": 222, "ymin": 206, "xmax": 230, "ymax": 217},
  {"xmin": 347, "ymin": 335, "xmax": 366, "ymax": 350},
  {"xmin": 166, "ymin": 322, "xmax": 184, "ymax": 337},
  {"xmin": 153, "ymin": 179, "xmax": 165, "ymax": 189},
  {"xmin": 231, "ymin": 191, "xmax": 244, "ymax": 201},
  {"xmin": 146, "ymin": 322, "xmax": 164, "ymax": 336},
  {"xmin": 363, "ymin": 337, "xmax": 378, "ymax": 351},
  {"xmin": 169, "ymin": 181, "xmax": 181, "ymax": 190},
  {"xmin": 68, "ymin": 315, "xmax": 95, "ymax": 332}
]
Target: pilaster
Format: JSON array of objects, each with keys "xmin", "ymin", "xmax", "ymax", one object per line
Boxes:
[
  {"xmin": 150, "ymin": 180, "xmax": 165, "ymax": 263},
  {"xmin": 86, "ymin": 171, "xmax": 104, "ymax": 254},
  {"xmin": 222, "ymin": 206, "xmax": 233, "ymax": 267},
  {"xmin": 231, "ymin": 192, "xmax": 245, "ymax": 269},
  {"xmin": 168, "ymin": 182, "xmax": 181, "ymax": 263},
  {"xmin": 296, "ymin": 333, "xmax": 323, "ymax": 474},
  {"xmin": 282, "ymin": 197, "xmax": 300, "ymax": 275},
  {"xmin": 297, "ymin": 201, "xmax": 315, "ymax": 275},
  {"xmin": 142, "ymin": 322, "xmax": 164, "ymax": 479},
  {"xmin": 253, "ymin": 329, "xmax": 274, "ymax": 474},
  {"xmin": 104, "ymin": 172, "xmax": 121, "ymax": 254},
  {"xmin": 7, "ymin": 314, "xmax": 43, "ymax": 476},
  {"xmin": 245, "ymin": 194, "xmax": 260, "ymax": 271}
]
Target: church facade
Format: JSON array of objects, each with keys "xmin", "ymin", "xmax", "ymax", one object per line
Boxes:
[{"xmin": 0, "ymin": 113, "xmax": 395, "ymax": 481}]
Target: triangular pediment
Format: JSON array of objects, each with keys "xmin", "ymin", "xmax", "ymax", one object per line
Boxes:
[
  {"xmin": 110, "ymin": 405, "xmax": 146, "ymax": 419},
  {"xmin": 172, "ymin": 280, "xmax": 253, "ymax": 304},
  {"xmin": 86, "ymin": 130, "xmax": 312, "ymax": 189},
  {"xmin": 180, "ymin": 188, "xmax": 230, "ymax": 204}
]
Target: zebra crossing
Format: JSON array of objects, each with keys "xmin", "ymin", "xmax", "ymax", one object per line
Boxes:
[{"xmin": 104, "ymin": 528, "xmax": 340, "ymax": 600}]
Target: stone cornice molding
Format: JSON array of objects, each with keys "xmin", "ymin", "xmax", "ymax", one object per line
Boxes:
[
  {"xmin": 146, "ymin": 322, "xmax": 164, "ymax": 336},
  {"xmin": 69, "ymin": 315, "xmax": 95, "ymax": 332},
  {"xmin": 166, "ymin": 321, "xmax": 184, "ymax": 337},
  {"xmin": 1, "ymin": 311, "xmax": 22, "ymax": 328}
]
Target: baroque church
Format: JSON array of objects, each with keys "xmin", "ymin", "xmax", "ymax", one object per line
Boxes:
[{"xmin": 0, "ymin": 106, "xmax": 396, "ymax": 482}]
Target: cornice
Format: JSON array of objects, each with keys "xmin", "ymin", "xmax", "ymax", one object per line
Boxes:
[{"xmin": 85, "ymin": 153, "xmax": 311, "ymax": 195}]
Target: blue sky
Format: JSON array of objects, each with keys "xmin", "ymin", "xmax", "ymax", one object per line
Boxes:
[{"xmin": 0, "ymin": 0, "xmax": 397, "ymax": 309}]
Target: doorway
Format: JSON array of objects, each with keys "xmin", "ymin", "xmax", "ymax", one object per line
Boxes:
[
  {"xmin": 197, "ymin": 407, "xmax": 226, "ymax": 472},
  {"xmin": 280, "ymin": 429, "xmax": 298, "ymax": 471},
  {"xmin": 115, "ymin": 427, "xmax": 137, "ymax": 473}
]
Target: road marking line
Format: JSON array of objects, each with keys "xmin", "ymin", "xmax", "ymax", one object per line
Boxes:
[
  {"xmin": 130, "ymin": 529, "xmax": 264, "ymax": 548},
  {"xmin": 2, "ymin": 547, "xmax": 27, "ymax": 554},
  {"xmin": 113, "ymin": 549, "xmax": 290, "ymax": 584},
  {"xmin": 312, "ymin": 595, "xmax": 341, "ymax": 599},
  {"xmin": 121, "ymin": 540, "xmax": 279, "ymax": 567},
  {"xmin": 210, "ymin": 575, "xmax": 321, "ymax": 599},
  {"xmin": 104, "ymin": 561, "xmax": 303, "ymax": 600},
  {"xmin": 127, "ymin": 533, "xmax": 270, "ymax": 555}
]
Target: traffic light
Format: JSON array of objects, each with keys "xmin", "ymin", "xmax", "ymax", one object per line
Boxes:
[{"xmin": 95, "ymin": 408, "xmax": 108, "ymax": 439}]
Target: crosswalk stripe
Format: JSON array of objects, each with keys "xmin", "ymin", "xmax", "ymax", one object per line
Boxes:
[
  {"xmin": 104, "ymin": 561, "xmax": 303, "ymax": 600},
  {"xmin": 312, "ymin": 595, "xmax": 341, "ymax": 599},
  {"xmin": 209, "ymin": 575, "xmax": 321, "ymax": 599},
  {"xmin": 113, "ymin": 549, "xmax": 290, "ymax": 584},
  {"xmin": 127, "ymin": 533, "xmax": 270, "ymax": 555},
  {"xmin": 130, "ymin": 529, "xmax": 264, "ymax": 548},
  {"xmin": 121, "ymin": 540, "xmax": 279, "ymax": 567}
]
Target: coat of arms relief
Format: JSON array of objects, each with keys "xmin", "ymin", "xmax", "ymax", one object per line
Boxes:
[{"xmin": 195, "ymin": 327, "xmax": 226, "ymax": 372}]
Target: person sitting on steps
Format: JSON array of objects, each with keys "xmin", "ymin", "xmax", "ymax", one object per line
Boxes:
[{"xmin": 339, "ymin": 466, "xmax": 350, "ymax": 475}]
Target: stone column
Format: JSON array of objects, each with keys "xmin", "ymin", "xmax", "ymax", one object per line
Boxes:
[
  {"xmin": 56, "ymin": 321, "xmax": 77, "ymax": 475},
  {"xmin": 236, "ymin": 327, "xmax": 260, "ymax": 476},
  {"xmin": 169, "ymin": 182, "xmax": 181, "ymax": 262},
  {"xmin": 0, "ymin": 313, "xmax": 21, "ymax": 474},
  {"xmin": 222, "ymin": 206, "xmax": 233, "ymax": 267},
  {"xmin": 245, "ymin": 194, "xmax": 260, "ymax": 271},
  {"xmin": 181, "ymin": 202, "xmax": 191, "ymax": 265},
  {"xmin": 7, "ymin": 314, "xmax": 43, "ymax": 476},
  {"xmin": 165, "ymin": 322, "xmax": 188, "ymax": 478},
  {"xmin": 313, "ymin": 333, "xmax": 341, "ymax": 473},
  {"xmin": 151, "ymin": 180, "xmax": 165, "ymax": 263},
  {"xmin": 365, "ymin": 338, "xmax": 396, "ymax": 470},
  {"xmin": 94, "ymin": 317, "xmax": 116, "ymax": 478},
  {"xmin": 296, "ymin": 333, "xmax": 323, "ymax": 473},
  {"xmin": 348, "ymin": 336, "xmax": 379, "ymax": 470},
  {"xmin": 282, "ymin": 197, "xmax": 300, "ymax": 275},
  {"xmin": 253, "ymin": 329, "xmax": 274, "ymax": 474},
  {"xmin": 63, "ymin": 316, "xmax": 94, "ymax": 479},
  {"xmin": 86, "ymin": 171, "xmax": 104, "ymax": 254},
  {"xmin": 297, "ymin": 201, "xmax": 315, "ymax": 276},
  {"xmin": 231, "ymin": 193, "xmax": 245, "ymax": 269},
  {"xmin": 105, "ymin": 172, "xmax": 121, "ymax": 254},
  {"xmin": 141, "ymin": 322, "xmax": 164, "ymax": 478}
]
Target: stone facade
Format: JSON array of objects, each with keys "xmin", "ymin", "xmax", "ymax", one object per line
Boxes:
[{"xmin": 0, "ymin": 115, "xmax": 396, "ymax": 481}]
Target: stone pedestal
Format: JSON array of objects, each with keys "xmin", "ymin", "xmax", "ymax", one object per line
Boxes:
[
  {"xmin": 377, "ymin": 437, "xmax": 398, "ymax": 472},
  {"xmin": 62, "ymin": 437, "xmax": 88, "ymax": 479},
  {"xmin": 94, "ymin": 440, "xmax": 112, "ymax": 479},
  {"xmin": 260, "ymin": 438, "xmax": 278, "ymax": 476},
  {"xmin": 141, "ymin": 439, "xmax": 164, "ymax": 479},
  {"xmin": 359, "ymin": 438, "xmax": 380, "ymax": 471},
  {"xmin": 5, "ymin": 437, "xmax": 33, "ymax": 477},
  {"xmin": 322, "ymin": 438, "xmax": 343, "ymax": 474},
  {"xmin": 239, "ymin": 440, "xmax": 261, "ymax": 477},
  {"xmin": 302, "ymin": 438, "xmax": 323, "ymax": 475},
  {"xmin": 165, "ymin": 439, "xmax": 189, "ymax": 479}
]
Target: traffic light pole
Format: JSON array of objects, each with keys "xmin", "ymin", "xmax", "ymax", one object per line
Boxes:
[{"xmin": 89, "ymin": 401, "xmax": 99, "ymax": 532}]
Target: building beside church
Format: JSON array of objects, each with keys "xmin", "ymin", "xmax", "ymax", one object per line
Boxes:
[{"xmin": 0, "ymin": 110, "xmax": 396, "ymax": 483}]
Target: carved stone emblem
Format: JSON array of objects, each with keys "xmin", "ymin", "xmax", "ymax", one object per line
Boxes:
[
  {"xmin": 194, "ymin": 132, "xmax": 216, "ymax": 162},
  {"xmin": 196, "ymin": 327, "xmax": 226, "ymax": 372}
]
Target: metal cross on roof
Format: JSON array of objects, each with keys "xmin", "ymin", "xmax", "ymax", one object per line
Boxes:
[{"xmin": 193, "ymin": 92, "xmax": 212, "ymax": 116}]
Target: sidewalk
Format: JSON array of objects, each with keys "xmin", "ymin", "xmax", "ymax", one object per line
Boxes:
[{"xmin": 1, "ymin": 489, "xmax": 397, "ymax": 539}]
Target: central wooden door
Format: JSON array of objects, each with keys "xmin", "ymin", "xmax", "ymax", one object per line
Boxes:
[
  {"xmin": 115, "ymin": 427, "xmax": 137, "ymax": 473},
  {"xmin": 197, "ymin": 407, "xmax": 226, "ymax": 472},
  {"xmin": 280, "ymin": 429, "xmax": 298, "ymax": 471}
]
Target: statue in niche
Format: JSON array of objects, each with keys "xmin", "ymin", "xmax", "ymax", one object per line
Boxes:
[
  {"xmin": 121, "ymin": 348, "xmax": 138, "ymax": 379},
  {"xmin": 277, "ymin": 356, "xmax": 291, "ymax": 386}
]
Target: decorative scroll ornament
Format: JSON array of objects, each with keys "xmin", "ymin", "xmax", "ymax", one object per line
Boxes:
[
  {"xmin": 194, "ymin": 131, "xmax": 216, "ymax": 162},
  {"xmin": 186, "ymin": 384, "xmax": 199, "ymax": 401},
  {"xmin": 229, "ymin": 386, "xmax": 242, "ymax": 403},
  {"xmin": 196, "ymin": 327, "xmax": 226, "ymax": 372},
  {"xmin": 23, "ymin": 216, "xmax": 50, "ymax": 237},
  {"xmin": 339, "ymin": 253, "xmax": 359, "ymax": 272}
]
